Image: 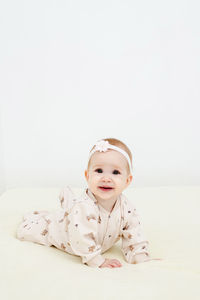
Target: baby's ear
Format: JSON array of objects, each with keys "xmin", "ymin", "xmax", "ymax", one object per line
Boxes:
[
  {"xmin": 126, "ymin": 174, "xmax": 133, "ymax": 187},
  {"xmin": 85, "ymin": 170, "xmax": 89, "ymax": 181}
]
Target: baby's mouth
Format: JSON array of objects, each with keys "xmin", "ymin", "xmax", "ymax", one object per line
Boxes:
[{"xmin": 98, "ymin": 186, "xmax": 114, "ymax": 191}]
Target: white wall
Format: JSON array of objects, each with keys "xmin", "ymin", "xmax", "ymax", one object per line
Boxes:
[
  {"xmin": 0, "ymin": 111, "xmax": 5, "ymax": 195},
  {"xmin": 1, "ymin": 0, "xmax": 200, "ymax": 190}
]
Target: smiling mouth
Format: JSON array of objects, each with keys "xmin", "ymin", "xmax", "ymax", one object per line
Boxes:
[{"xmin": 98, "ymin": 186, "xmax": 114, "ymax": 191}]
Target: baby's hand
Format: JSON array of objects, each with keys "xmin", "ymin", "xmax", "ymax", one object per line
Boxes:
[{"xmin": 99, "ymin": 258, "xmax": 122, "ymax": 268}]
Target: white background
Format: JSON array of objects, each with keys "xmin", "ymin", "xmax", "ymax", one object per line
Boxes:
[{"xmin": 0, "ymin": 0, "xmax": 200, "ymax": 194}]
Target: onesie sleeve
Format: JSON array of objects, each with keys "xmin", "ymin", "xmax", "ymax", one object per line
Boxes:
[
  {"xmin": 67, "ymin": 201, "xmax": 105, "ymax": 268},
  {"xmin": 59, "ymin": 186, "xmax": 76, "ymax": 211},
  {"xmin": 121, "ymin": 197, "xmax": 150, "ymax": 264}
]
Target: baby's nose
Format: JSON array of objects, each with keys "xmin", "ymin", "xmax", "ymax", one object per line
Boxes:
[{"xmin": 102, "ymin": 174, "xmax": 112, "ymax": 181}]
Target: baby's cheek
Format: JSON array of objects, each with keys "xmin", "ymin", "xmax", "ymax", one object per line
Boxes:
[
  {"xmin": 94, "ymin": 174, "xmax": 102, "ymax": 181},
  {"xmin": 116, "ymin": 178, "xmax": 125, "ymax": 185},
  {"xmin": 91, "ymin": 175, "xmax": 98, "ymax": 182}
]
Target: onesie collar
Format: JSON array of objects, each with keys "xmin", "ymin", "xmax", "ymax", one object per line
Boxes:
[{"xmin": 84, "ymin": 187, "xmax": 121, "ymax": 214}]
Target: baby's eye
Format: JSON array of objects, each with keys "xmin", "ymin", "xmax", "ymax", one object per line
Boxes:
[
  {"xmin": 113, "ymin": 170, "xmax": 121, "ymax": 175},
  {"xmin": 95, "ymin": 168, "xmax": 103, "ymax": 173}
]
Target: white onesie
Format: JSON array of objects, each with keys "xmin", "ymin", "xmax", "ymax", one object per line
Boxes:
[{"xmin": 16, "ymin": 186, "xmax": 150, "ymax": 267}]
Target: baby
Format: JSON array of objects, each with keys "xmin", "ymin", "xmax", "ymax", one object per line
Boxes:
[{"xmin": 16, "ymin": 138, "xmax": 153, "ymax": 268}]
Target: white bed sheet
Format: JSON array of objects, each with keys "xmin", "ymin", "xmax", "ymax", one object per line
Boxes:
[{"xmin": 0, "ymin": 186, "xmax": 199, "ymax": 300}]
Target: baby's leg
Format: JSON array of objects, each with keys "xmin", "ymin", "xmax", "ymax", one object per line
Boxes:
[{"xmin": 16, "ymin": 211, "xmax": 52, "ymax": 246}]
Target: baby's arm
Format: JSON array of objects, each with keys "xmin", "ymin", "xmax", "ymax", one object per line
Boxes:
[
  {"xmin": 67, "ymin": 202, "xmax": 124, "ymax": 268},
  {"xmin": 121, "ymin": 199, "xmax": 151, "ymax": 264},
  {"xmin": 67, "ymin": 202, "xmax": 106, "ymax": 267}
]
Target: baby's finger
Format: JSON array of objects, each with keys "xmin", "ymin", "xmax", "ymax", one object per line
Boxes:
[
  {"xmin": 114, "ymin": 261, "xmax": 122, "ymax": 267},
  {"xmin": 111, "ymin": 259, "xmax": 122, "ymax": 265},
  {"xmin": 109, "ymin": 264, "xmax": 118, "ymax": 268},
  {"xmin": 110, "ymin": 260, "xmax": 122, "ymax": 267}
]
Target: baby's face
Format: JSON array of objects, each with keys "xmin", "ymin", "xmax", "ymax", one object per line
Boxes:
[{"xmin": 85, "ymin": 150, "xmax": 133, "ymax": 203}]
